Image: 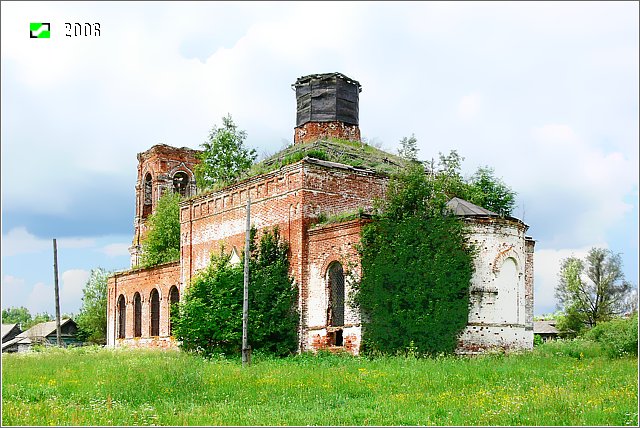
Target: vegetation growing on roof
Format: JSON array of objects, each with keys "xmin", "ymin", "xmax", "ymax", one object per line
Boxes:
[
  {"xmin": 247, "ymin": 139, "xmax": 412, "ymax": 178},
  {"xmin": 311, "ymin": 209, "xmax": 366, "ymax": 228}
]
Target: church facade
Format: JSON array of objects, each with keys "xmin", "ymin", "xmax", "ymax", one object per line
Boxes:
[{"xmin": 106, "ymin": 73, "xmax": 535, "ymax": 354}]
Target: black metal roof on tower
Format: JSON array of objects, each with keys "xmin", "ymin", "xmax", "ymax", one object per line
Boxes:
[
  {"xmin": 292, "ymin": 72, "xmax": 362, "ymax": 91},
  {"xmin": 292, "ymin": 72, "xmax": 362, "ymax": 127}
]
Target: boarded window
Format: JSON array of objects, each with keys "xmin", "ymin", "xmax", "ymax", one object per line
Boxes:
[
  {"xmin": 150, "ymin": 289, "xmax": 160, "ymax": 337},
  {"xmin": 328, "ymin": 262, "xmax": 345, "ymax": 327},
  {"xmin": 169, "ymin": 286, "xmax": 179, "ymax": 335},
  {"xmin": 117, "ymin": 295, "xmax": 126, "ymax": 339},
  {"xmin": 133, "ymin": 292, "xmax": 142, "ymax": 338},
  {"xmin": 143, "ymin": 173, "xmax": 152, "ymax": 218},
  {"xmin": 173, "ymin": 172, "xmax": 190, "ymax": 197}
]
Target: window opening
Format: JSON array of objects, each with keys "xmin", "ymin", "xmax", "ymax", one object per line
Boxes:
[
  {"xmin": 143, "ymin": 173, "xmax": 152, "ymax": 218},
  {"xmin": 150, "ymin": 289, "xmax": 160, "ymax": 337},
  {"xmin": 133, "ymin": 293, "xmax": 142, "ymax": 338},
  {"xmin": 169, "ymin": 286, "xmax": 179, "ymax": 335},
  {"xmin": 173, "ymin": 172, "xmax": 190, "ymax": 197},
  {"xmin": 328, "ymin": 262, "xmax": 345, "ymax": 327},
  {"xmin": 117, "ymin": 295, "xmax": 126, "ymax": 339}
]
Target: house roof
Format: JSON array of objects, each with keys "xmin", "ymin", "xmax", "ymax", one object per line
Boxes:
[
  {"xmin": 2, "ymin": 323, "xmax": 20, "ymax": 340},
  {"xmin": 18, "ymin": 318, "xmax": 76, "ymax": 339},
  {"xmin": 534, "ymin": 320, "xmax": 560, "ymax": 335},
  {"xmin": 446, "ymin": 197, "xmax": 499, "ymax": 217},
  {"xmin": 1, "ymin": 335, "xmax": 31, "ymax": 350}
]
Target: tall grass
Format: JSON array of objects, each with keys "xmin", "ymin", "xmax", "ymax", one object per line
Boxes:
[{"xmin": 2, "ymin": 341, "xmax": 637, "ymax": 426}]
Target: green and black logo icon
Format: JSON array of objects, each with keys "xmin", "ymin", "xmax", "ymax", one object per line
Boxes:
[{"xmin": 30, "ymin": 23, "xmax": 50, "ymax": 38}]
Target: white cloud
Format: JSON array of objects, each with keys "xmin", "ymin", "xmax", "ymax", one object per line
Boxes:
[
  {"xmin": 533, "ymin": 244, "xmax": 607, "ymax": 315},
  {"xmin": 60, "ymin": 269, "xmax": 89, "ymax": 314},
  {"xmin": 26, "ymin": 282, "xmax": 53, "ymax": 315},
  {"xmin": 1, "ymin": 275, "xmax": 29, "ymax": 309},
  {"xmin": 504, "ymin": 124, "xmax": 637, "ymax": 248},
  {"xmin": 22, "ymin": 269, "xmax": 88, "ymax": 316},
  {"xmin": 1, "ymin": 227, "xmax": 95, "ymax": 256},
  {"xmin": 99, "ymin": 243, "xmax": 130, "ymax": 258},
  {"xmin": 458, "ymin": 93, "xmax": 481, "ymax": 120},
  {"xmin": 2, "ymin": 228, "xmax": 49, "ymax": 256}
]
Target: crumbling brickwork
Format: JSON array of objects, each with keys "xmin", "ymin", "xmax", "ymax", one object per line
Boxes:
[
  {"xmin": 457, "ymin": 217, "xmax": 533, "ymax": 353},
  {"xmin": 294, "ymin": 121, "xmax": 361, "ymax": 145},
  {"xmin": 106, "ymin": 261, "xmax": 180, "ymax": 348},
  {"xmin": 129, "ymin": 145, "xmax": 201, "ymax": 267},
  {"xmin": 107, "ymin": 71, "xmax": 535, "ymax": 355}
]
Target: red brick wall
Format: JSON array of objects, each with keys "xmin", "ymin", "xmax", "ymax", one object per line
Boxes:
[
  {"xmin": 131, "ymin": 145, "xmax": 201, "ymax": 267},
  {"xmin": 305, "ymin": 219, "xmax": 368, "ymax": 353},
  {"xmin": 106, "ymin": 262, "xmax": 180, "ymax": 348},
  {"xmin": 179, "ymin": 159, "xmax": 386, "ymax": 289},
  {"xmin": 294, "ymin": 122, "xmax": 361, "ymax": 145},
  {"xmin": 178, "ymin": 159, "xmax": 386, "ymax": 353}
]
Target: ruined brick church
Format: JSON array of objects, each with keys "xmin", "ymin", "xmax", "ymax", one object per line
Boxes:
[{"xmin": 107, "ymin": 72, "xmax": 535, "ymax": 354}]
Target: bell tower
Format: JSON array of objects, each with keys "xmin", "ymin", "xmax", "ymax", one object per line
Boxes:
[
  {"xmin": 129, "ymin": 144, "xmax": 201, "ymax": 267},
  {"xmin": 292, "ymin": 72, "xmax": 362, "ymax": 145}
]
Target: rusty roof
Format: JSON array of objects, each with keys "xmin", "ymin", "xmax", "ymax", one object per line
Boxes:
[{"xmin": 446, "ymin": 197, "xmax": 499, "ymax": 217}]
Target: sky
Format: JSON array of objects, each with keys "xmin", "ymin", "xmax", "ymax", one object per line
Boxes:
[{"xmin": 1, "ymin": 1, "xmax": 638, "ymax": 318}]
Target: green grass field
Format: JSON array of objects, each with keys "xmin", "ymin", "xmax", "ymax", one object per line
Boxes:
[{"xmin": 2, "ymin": 340, "xmax": 637, "ymax": 426}]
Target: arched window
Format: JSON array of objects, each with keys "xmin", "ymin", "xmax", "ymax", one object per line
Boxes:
[
  {"xmin": 327, "ymin": 262, "xmax": 345, "ymax": 327},
  {"xmin": 133, "ymin": 292, "xmax": 142, "ymax": 338},
  {"xmin": 143, "ymin": 173, "xmax": 153, "ymax": 218},
  {"xmin": 117, "ymin": 295, "xmax": 126, "ymax": 339},
  {"xmin": 169, "ymin": 286, "xmax": 179, "ymax": 335},
  {"xmin": 150, "ymin": 289, "xmax": 160, "ymax": 337},
  {"xmin": 172, "ymin": 171, "xmax": 190, "ymax": 197}
]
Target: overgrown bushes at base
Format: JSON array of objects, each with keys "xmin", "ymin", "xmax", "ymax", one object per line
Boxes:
[
  {"xmin": 356, "ymin": 163, "xmax": 475, "ymax": 356},
  {"xmin": 584, "ymin": 314, "xmax": 638, "ymax": 358},
  {"xmin": 173, "ymin": 228, "xmax": 298, "ymax": 358}
]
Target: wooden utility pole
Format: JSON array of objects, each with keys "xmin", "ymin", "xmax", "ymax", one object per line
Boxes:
[
  {"xmin": 52, "ymin": 238, "xmax": 62, "ymax": 346},
  {"xmin": 242, "ymin": 196, "xmax": 251, "ymax": 366}
]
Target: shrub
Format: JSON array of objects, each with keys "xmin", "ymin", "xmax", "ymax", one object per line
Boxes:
[
  {"xmin": 532, "ymin": 338, "xmax": 605, "ymax": 359},
  {"xmin": 356, "ymin": 163, "xmax": 474, "ymax": 356},
  {"xmin": 584, "ymin": 314, "xmax": 638, "ymax": 358},
  {"xmin": 173, "ymin": 228, "xmax": 298, "ymax": 358},
  {"xmin": 533, "ymin": 334, "xmax": 543, "ymax": 346},
  {"xmin": 140, "ymin": 191, "xmax": 181, "ymax": 268}
]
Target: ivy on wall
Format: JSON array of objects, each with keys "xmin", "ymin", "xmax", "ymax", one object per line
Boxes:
[{"xmin": 356, "ymin": 163, "xmax": 475, "ymax": 356}]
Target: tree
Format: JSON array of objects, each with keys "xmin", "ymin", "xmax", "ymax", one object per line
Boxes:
[
  {"xmin": 21, "ymin": 313, "xmax": 54, "ymax": 330},
  {"xmin": 555, "ymin": 247, "xmax": 633, "ymax": 333},
  {"xmin": 357, "ymin": 162, "xmax": 475, "ymax": 356},
  {"xmin": 249, "ymin": 227, "xmax": 298, "ymax": 356},
  {"xmin": 173, "ymin": 251, "xmax": 243, "ymax": 357},
  {"xmin": 398, "ymin": 134, "xmax": 419, "ymax": 161},
  {"xmin": 194, "ymin": 114, "xmax": 257, "ymax": 190},
  {"xmin": 465, "ymin": 166, "xmax": 516, "ymax": 217},
  {"xmin": 1, "ymin": 307, "xmax": 32, "ymax": 328},
  {"xmin": 173, "ymin": 228, "xmax": 299, "ymax": 358},
  {"xmin": 429, "ymin": 151, "xmax": 516, "ymax": 217},
  {"xmin": 140, "ymin": 191, "xmax": 181, "ymax": 268},
  {"xmin": 75, "ymin": 268, "xmax": 111, "ymax": 344}
]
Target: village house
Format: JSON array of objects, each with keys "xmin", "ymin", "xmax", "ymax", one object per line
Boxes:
[
  {"xmin": 2, "ymin": 323, "xmax": 22, "ymax": 344},
  {"xmin": 1, "ymin": 318, "xmax": 80, "ymax": 353},
  {"xmin": 106, "ymin": 72, "xmax": 535, "ymax": 354}
]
